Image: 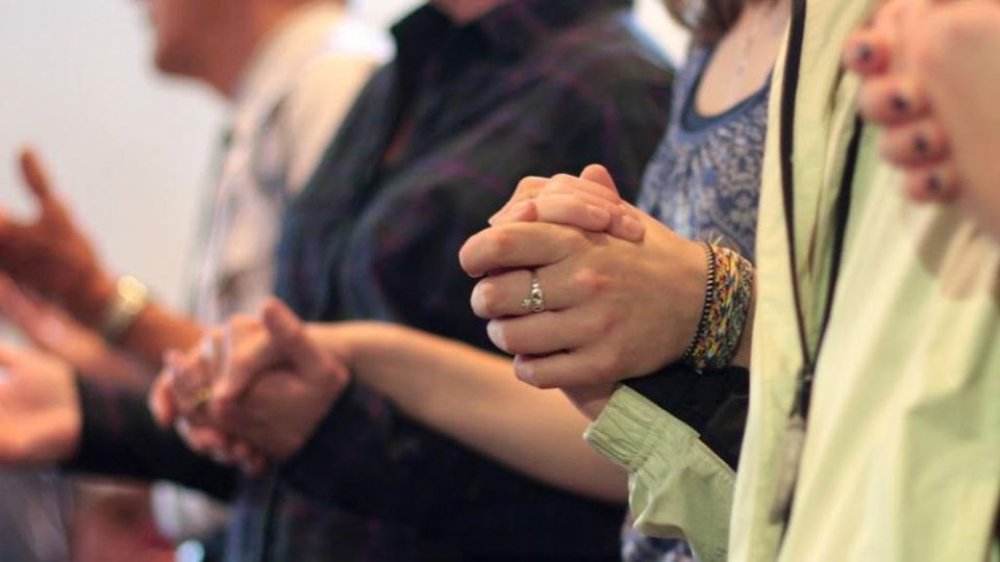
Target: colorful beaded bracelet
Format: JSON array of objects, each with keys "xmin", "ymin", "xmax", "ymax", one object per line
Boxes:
[{"xmin": 682, "ymin": 243, "xmax": 754, "ymax": 372}]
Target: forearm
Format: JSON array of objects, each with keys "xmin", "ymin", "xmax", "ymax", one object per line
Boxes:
[
  {"xmin": 63, "ymin": 377, "xmax": 237, "ymax": 500},
  {"xmin": 72, "ymin": 274, "xmax": 202, "ymax": 368},
  {"xmin": 309, "ymin": 322, "xmax": 627, "ymax": 503}
]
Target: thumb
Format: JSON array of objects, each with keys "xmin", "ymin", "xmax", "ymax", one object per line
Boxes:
[
  {"xmin": 579, "ymin": 164, "xmax": 619, "ymax": 194},
  {"xmin": 261, "ymin": 298, "xmax": 345, "ymax": 384}
]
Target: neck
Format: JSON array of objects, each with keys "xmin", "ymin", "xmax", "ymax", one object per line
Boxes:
[{"xmin": 431, "ymin": 0, "xmax": 505, "ymax": 25}]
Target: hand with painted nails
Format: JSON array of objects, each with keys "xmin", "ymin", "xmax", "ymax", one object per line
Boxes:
[
  {"xmin": 153, "ymin": 299, "xmax": 351, "ymax": 468},
  {"xmin": 459, "ymin": 210, "xmax": 707, "ymax": 389},
  {"xmin": 846, "ymin": 0, "xmax": 1000, "ymax": 239},
  {"xmin": 489, "ymin": 164, "xmax": 647, "ymax": 242}
]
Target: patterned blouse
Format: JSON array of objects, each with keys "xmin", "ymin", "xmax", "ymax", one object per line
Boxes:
[{"xmin": 623, "ymin": 45, "xmax": 770, "ymax": 562}]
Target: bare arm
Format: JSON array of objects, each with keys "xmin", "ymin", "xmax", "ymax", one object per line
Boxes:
[{"xmin": 309, "ymin": 321, "xmax": 627, "ymax": 504}]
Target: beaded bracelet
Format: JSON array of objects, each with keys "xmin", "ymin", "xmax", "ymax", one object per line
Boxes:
[
  {"xmin": 681, "ymin": 242, "xmax": 716, "ymax": 366},
  {"xmin": 682, "ymin": 244, "xmax": 754, "ymax": 372}
]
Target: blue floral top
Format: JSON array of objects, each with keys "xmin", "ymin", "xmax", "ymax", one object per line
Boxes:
[{"xmin": 622, "ymin": 45, "xmax": 770, "ymax": 562}]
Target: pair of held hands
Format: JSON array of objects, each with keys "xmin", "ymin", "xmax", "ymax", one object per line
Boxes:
[
  {"xmin": 146, "ymin": 164, "xmax": 710, "ymax": 469},
  {"xmin": 0, "ymin": 154, "xmax": 709, "ymax": 470}
]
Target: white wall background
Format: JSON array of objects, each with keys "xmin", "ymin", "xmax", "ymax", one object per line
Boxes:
[{"xmin": 0, "ymin": 0, "xmax": 687, "ymax": 307}]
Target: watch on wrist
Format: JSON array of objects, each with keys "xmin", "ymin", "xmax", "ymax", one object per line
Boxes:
[{"xmin": 100, "ymin": 276, "xmax": 150, "ymax": 344}]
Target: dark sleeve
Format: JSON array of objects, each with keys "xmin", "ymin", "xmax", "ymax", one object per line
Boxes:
[
  {"xmin": 62, "ymin": 377, "xmax": 238, "ymax": 501},
  {"xmin": 624, "ymin": 364, "xmax": 749, "ymax": 470}
]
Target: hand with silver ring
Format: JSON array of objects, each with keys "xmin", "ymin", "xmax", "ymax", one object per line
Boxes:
[{"xmin": 461, "ymin": 216, "xmax": 708, "ymax": 389}]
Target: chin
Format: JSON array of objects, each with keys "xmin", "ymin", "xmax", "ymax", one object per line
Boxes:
[{"xmin": 152, "ymin": 47, "xmax": 189, "ymax": 78}]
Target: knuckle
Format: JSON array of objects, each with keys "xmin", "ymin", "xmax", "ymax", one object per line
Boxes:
[{"xmin": 574, "ymin": 266, "xmax": 611, "ymax": 297}]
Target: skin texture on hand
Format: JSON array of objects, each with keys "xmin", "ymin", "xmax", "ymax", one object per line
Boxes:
[
  {"xmin": 0, "ymin": 343, "xmax": 81, "ymax": 465},
  {"xmin": 459, "ymin": 208, "xmax": 707, "ymax": 390},
  {"xmin": 488, "ymin": 165, "xmax": 646, "ymax": 243},
  {"xmin": 151, "ymin": 299, "xmax": 350, "ymax": 469},
  {"xmin": 846, "ymin": 0, "xmax": 1000, "ymax": 239}
]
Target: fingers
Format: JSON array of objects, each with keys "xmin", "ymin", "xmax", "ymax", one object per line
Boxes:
[
  {"xmin": 148, "ymin": 369, "xmax": 177, "ymax": 427},
  {"xmin": 488, "ymin": 176, "xmax": 549, "ymax": 222},
  {"xmin": 857, "ymin": 75, "xmax": 930, "ymax": 126},
  {"xmin": 578, "ymin": 164, "xmax": 618, "ymax": 193},
  {"xmin": 485, "ymin": 304, "xmax": 610, "ymax": 357},
  {"xmin": 878, "ymin": 116, "xmax": 950, "ymax": 168},
  {"xmin": 470, "ymin": 263, "xmax": 606, "ymax": 319},
  {"xmin": 212, "ymin": 318, "xmax": 274, "ymax": 408},
  {"xmin": 512, "ymin": 345, "xmax": 625, "ymax": 390},
  {"xmin": 843, "ymin": 29, "xmax": 891, "ymax": 76},
  {"xmin": 492, "ymin": 193, "xmax": 646, "ymax": 242},
  {"xmin": 459, "ymin": 222, "xmax": 591, "ymax": 278},
  {"xmin": 902, "ymin": 163, "xmax": 961, "ymax": 204},
  {"xmin": 260, "ymin": 298, "xmax": 345, "ymax": 384}
]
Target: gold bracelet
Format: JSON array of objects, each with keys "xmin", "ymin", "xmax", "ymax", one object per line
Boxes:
[{"xmin": 100, "ymin": 276, "xmax": 150, "ymax": 344}]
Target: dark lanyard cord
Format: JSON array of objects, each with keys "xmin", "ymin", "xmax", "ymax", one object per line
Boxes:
[
  {"xmin": 777, "ymin": 0, "xmax": 863, "ymax": 423},
  {"xmin": 775, "ymin": 0, "xmax": 865, "ymax": 531}
]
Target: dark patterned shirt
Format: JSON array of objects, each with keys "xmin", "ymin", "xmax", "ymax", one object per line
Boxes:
[
  {"xmin": 261, "ymin": 1, "xmax": 673, "ymax": 560},
  {"xmin": 67, "ymin": 1, "xmax": 674, "ymax": 561}
]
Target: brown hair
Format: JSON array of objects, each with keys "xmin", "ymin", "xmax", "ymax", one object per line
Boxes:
[{"xmin": 662, "ymin": 0, "xmax": 755, "ymax": 44}]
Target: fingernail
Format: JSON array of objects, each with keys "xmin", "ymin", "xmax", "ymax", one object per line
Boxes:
[
  {"xmin": 855, "ymin": 43, "xmax": 873, "ymax": 64},
  {"xmin": 513, "ymin": 357, "xmax": 537, "ymax": 386},
  {"xmin": 890, "ymin": 93, "xmax": 910, "ymax": 114},
  {"xmin": 913, "ymin": 134, "xmax": 930, "ymax": 156},
  {"xmin": 926, "ymin": 173, "xmax": 944, "ymax": 194}
]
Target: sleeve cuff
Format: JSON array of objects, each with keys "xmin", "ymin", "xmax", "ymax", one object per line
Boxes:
[{"xmin": 585, "ymin": 386, "xmax": 735, "ymax": 562}]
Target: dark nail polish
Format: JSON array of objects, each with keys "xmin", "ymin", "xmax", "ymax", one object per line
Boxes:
[
  {"xmin": 890, "ymin": 94, "xmax": 910, "ymax": 114},
  {"xmin": 913, "ymin": 134, "xmax": 930, "ymax": 156},
  {"xmin": 856, "ymin": 44, "xmax": 873, "ymax": 64},
  {"xmin": 926, "ymin": 174, "xmax": 944, "ymax": 194}
]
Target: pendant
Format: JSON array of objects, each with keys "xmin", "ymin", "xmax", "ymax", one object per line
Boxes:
[{"xmin": 769, "ymin": 412, "xmax": 807, "ymax": 524}]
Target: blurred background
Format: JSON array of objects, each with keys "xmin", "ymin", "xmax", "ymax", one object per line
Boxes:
[
  {"xmin": 0, "ymin": 1, "xmax": 689, "ymax": 560},
  {"xmin": 0, "ymin": 0, "xmax": 687, "ymax": 308}
]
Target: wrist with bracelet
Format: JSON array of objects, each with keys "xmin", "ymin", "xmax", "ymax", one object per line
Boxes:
[
  {"xmin": 99, "ymin": 276, "xmax": 151, "ymax": 345},
  {"xmin": 682, "ymin": 243, "xmax": 754, "ymax": 372}
]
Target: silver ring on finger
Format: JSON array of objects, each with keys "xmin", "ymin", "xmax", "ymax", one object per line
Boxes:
[{"xmin": 520, "ymin": 272, "xmax": 546, "ymax": 313}]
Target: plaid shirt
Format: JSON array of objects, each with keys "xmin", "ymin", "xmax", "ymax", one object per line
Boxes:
[{"xmin": 68, "ymin": 1, "xmax": 673, "ymax": 560}]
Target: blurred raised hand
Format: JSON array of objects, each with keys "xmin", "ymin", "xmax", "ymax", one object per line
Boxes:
[{"xmin": 0, "ymin": 148, "xmax": 115, "ymax": 326}]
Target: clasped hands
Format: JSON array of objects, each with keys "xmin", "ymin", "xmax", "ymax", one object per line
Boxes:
[
  {"xmin": 149, "ymin": 299, "xmax": 349, "ymax": 474},
  {"xmin": 459, "ymin": 164, "xmax": 708, "ymax": 414},
  {"xmin": 845, "ymin": 0, "xmax": 1000, "ymax": 239}
]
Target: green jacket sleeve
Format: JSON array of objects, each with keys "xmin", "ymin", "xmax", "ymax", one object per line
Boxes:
[{"xmin": 585, "ymin": 385, "xmax": 735, "ymax": 562}]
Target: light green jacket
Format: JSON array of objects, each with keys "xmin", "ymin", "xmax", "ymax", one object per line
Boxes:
[{"xmin": 589, "ymin": 0, "xmax": 1000, "ymax": 560}]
